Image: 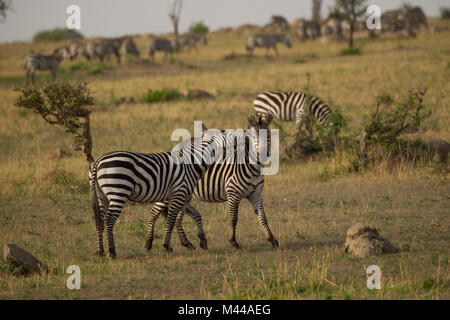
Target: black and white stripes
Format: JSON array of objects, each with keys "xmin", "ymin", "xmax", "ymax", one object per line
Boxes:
[
  {"xmin": 89, "ymin": 130, "xmax": 224, "ymax": 259},
  {"xmin": 254, "ymin": 91, "xmax": 332, "ymax": 135},
  {"xmin": 146, "ymin": 114, "xmax": 279, "ymax": 250}
]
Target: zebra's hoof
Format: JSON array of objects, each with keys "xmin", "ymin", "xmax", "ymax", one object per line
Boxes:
[
  {"xmin": 230, "ymin": 241, "xmax": 240, "ymax": 250},
  {"xmin": 163, "ymin": 244, "xmax": 173, "ymax": 253},
  {"xmin": 183, "ymin": 242, "xmax": 196, "ymax": 250},
  {"xmin": 108, "ymin": 249, "xmax": 116, "ymax": 259},
  {"xmin": 199, "ymin": 240, "xmax": 208, "ymax": 250},
  {"xmin": 95, "ymin": 251, "xmax": 105, "ymax": 257},
  {"xmin": 144, "ymin": 241, "xmax": 153, "ymax": 251},
  {"xmin": 271, "ymin": 239, "xmax": 280, "ymax": 248}
]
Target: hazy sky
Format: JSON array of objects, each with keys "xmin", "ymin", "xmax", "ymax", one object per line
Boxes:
[{"xmin": 0, "ymin": 0, "xmax": 449, "ymax": 42}]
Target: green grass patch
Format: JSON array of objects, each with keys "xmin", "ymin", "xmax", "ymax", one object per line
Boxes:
[
  {"xmin": 292, "ymin": 57, "xmax": 308, "ymax": 64},
  {"xmin": 86, "ymin": 62, "xmax": 108, "ymax": 75},
  {"xmin": 140, "ymin": 88, "xmax": 183, "ymax": 103},
  {"xmin": 339, "ymin": 47, "xmax": 361, "ymax": 56}
]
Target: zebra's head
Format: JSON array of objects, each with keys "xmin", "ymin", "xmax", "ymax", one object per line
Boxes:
[
  {"xmin": 247, "ymin": 113, "xmax": 273, "ymax": 165},
  {"xmin": 52, "ymin": 46, "xmax": 72, "ymax": 61}
]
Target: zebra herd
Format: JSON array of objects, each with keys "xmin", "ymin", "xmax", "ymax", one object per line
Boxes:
[
  {"xmin": 89, "ymin": 91, "xmax": 332, "ymax": 259},
  {"xmin": 24, "ymin": 34, "xmax": 208, "ymax": 85}
]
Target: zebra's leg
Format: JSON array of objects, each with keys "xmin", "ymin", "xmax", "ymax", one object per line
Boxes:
[
  {"xmin": 174, "ymin": 210, "xmax": 196, "ymax": 250},
  {"xmin": 247, "ymin": 193, "xmax": 279, "ymax": 248},
  {"xmin": 50, "ymin": 69, "xmax": 56, "ymax": 82},
  {"xmin": 92, "ymin": 188, "xmax": 108, "ymax": 256},
  {"xmin": 144, "ymin": 202, "xmax": 167, "ymax": 251},
  {"xmin": 104, "ymin": 199, "xmax": 125, "ymax": 259},
  {"xmin": 274, "ymin": 45, "xmax": 279, "ymax": 56},
  {"xmin": 162, "ymin": 199, "xmax": 186, "ymax": 252},
  {"xmin": 227, "ymin": 194, "xmax": 242, "ymax": 249},
  {"xmin": 183, "ymin": 204, "xmax": 208, "ymax": 250},
  {"xmin": 31, "ymin": 71, "xmax": 36, "ymax": 85},
  {"xmin": 25, "ymin": 70, "xmax": 30, "ymax": 86}
]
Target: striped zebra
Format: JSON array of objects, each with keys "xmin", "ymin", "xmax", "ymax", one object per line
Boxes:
[
  {"xmin": 145, "ymin": 114, "xmax": 279, "ymax": 251},
  {"xmin": 24, "ymin": 46, "xmax": 71, "ymax": 85},
  {"xmin": 89, "ymin": 128, "xmax": 225, "ymax": 259},
  {"xmin": 246, "ymin": 34, "xmax": 292, "ymax": 56},
  {"xmin": 179, "ymin": 33, "xmax": 207, "ymax": 52},
  {"xmin": 147, "ymin": 38, "xmax": 174, "ymax": 62},
  {"xmin": 254, "ymin": 91, "xmax": 332, "ymax": 136},
  {"xmin": 86, "ymin": 39, "xmax": 121, "ymax": 64},
  {"xmin": 69, "ymin": 43, "xmax": 91, "ymax": 61},
  {"xmin": 120, "ymin": 37, "xmax": 140, "ymax": 59}
]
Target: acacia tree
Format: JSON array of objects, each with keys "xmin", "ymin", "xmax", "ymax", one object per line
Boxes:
[
  {"xmin": 0, "ymin": 0, "xmax": 12, "ymax": 22},
  {"xmin": 169, "ymin": 0, "xmax": 183, "ymax": 52},
  {"xmin": 312, "ymin": 0, "xmax": 322, "ymax": 23},
  {"xmin": 334, "ymin": 0, "xmax": 367, "ymax": 49}
]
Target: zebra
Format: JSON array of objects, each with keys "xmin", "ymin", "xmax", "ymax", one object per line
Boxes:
[
  {"xmin": 89, "ymin": 127, "xmax": 226, "ymax": 259},
  {"xmin": 120, "ymin": 37, "xmax": 140, "ymax": 60},
  {"xmin": 179, "ymin": 33, "xmax": 207, "ymax": 52},
  {"xmin": 246, "ymin": 34, "xmax": 292, "ymax": 56},
  {"xmin": 24, "ymin": 46, "xmax": 71, "ymax": 85},
  {"xmin": 145, "ymin": 114, "xmax": 279, "ymax": 251},
  {"xmin": 69, "ymin": 43, "xmax": 91, "ymax": 61},
  {"xmin": 147, "ymin": 38, "xmax": 174, "ymax": 62},
  {"xmin": 86, "ymin": 39, "xmax": 121, "ymax": 64},
  {"xmin": 253, "ymin": 91, "xmax": 332, "ymax": 137}
]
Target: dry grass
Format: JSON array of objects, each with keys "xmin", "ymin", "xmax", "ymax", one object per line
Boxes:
[{"xmin": 0, "ymin": 19, "xmax": 449, "ymax": 299}]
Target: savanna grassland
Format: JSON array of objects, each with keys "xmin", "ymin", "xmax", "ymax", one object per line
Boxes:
[{"xmin": 0, "ymin": 19, "xmax": 449, "ymax": 299}]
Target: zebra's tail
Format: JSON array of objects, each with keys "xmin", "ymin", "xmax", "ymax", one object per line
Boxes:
[{"xmin": 89, "ymin": 161, "xmax": 102, "ymax": 224}]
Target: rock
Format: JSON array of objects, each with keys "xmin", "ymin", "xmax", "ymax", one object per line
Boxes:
[
  {"xmin": 400, "ymin": 133, "xmax": 450, "ymax": 163},
  {"xmin": 186, "ymin": 89, "xmax": 215, "ymax": 100},
  {"xmin": 344, "ymin": 223, "xmax": 398, "ymax": 258},
  {"xmin": 3, "ymin": 243, "xmax": 49, "ymax": 275}
]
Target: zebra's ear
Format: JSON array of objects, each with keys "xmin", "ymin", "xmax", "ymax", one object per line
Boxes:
[
  {"xmin": 248, "ymin": 114, "xmax": 257, "ymax": 127},
  {"xmin": 265, "ymin": 114, "xmax": 273, "ymax": 125},
  {"xmin": 201, "ymin": 123, "xmax": 208, "ymax": 132}
]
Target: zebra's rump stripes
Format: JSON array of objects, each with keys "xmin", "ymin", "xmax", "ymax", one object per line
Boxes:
[{"xmin": 254, "ymin": 91, "xmax": 332, "ymax": 135}]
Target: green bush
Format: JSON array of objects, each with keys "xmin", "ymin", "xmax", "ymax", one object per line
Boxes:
[
  {"xmin": 32, "ymin": 28, "xmax": 83, "ymax": 42},
  {"xmin": 189, "ymin": 21, "xmax": 209, "ymax": 34},
  {"xmin": 339, "ymin": 47, "xmax": 361, "ymax": 56},
  {"xmin": 140, "ymin": 88, "xmax": 183, "ymax": 103},
  {"xmin": 69, "ymin": 61, "xmax": 89, "ymax": 72},
  {"xmin": 87, "ymin": 62, "xmax": 107, "ymax": 75}
]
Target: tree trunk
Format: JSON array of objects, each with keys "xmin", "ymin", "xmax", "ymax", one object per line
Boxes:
[
  {"xmin": 349, "ymin": 22, "xmax": 354, "ymax": 49},
  {"xmin": 312, "ymin": 0, "xmax": 322, "ymax": 23}
]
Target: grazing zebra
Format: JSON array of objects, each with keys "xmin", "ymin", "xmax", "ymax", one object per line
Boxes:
[
  {"xmin": 120, "ymin": 37, "xmax": 140, "ymax": 59},
  {"xmin": 246, "ymin": 34, "xmax": 292, "ymax": 56},
  {"xmin": 69, "ymin": 43, "xmax": 91, "ymax": 61},
  {"xmin": 24, "ymin": 46, "xmax": 71, "ymax": 85},
  {"xmin": 89, "ymin": 128, "xmax": 225, "ymax": 259},
  {"xmin": 147, "ymin": 38, "xmax": 174, "ymax": 62},
  {"xmin": 86, "ymin": 39, "xmax": 121, "ymax": 64},
  {"xmin": 146, "ymin": 114, "xmax": 279, "ymax": 251},
  {"xmin": 179, "ymin": 33, "xmax": 207, "ymax": 52},
  {"xmin": 254, "ymin": 91, "xmax": 332, "ymax": 136}
]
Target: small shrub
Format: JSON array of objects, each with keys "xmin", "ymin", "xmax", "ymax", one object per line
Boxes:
[
  {"xmin": 87, "ymin": 62, "xmax": 107, "ymax": 75},
  {"xmin": 189, "ymin": 21, "xmax": 209, "ymax": 34},
  {"xmin": 33, "ymin": 28, "xmax": 83, "ymax": 42},
  {"xmin": 69, "ymin": 61, "xmax": 89, "ymax": 72},
  {"xmin": 339, "ymin": 47, "xmax": 361, "ymax": 56},
  {"xmin": 140, "ymin": 88, "xmax": 183, "ymax": 103}
]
